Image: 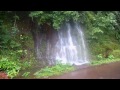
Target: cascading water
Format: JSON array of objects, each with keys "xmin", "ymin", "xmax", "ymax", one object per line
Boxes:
[{"xmin": 46, "ymin": 22, "xmax": 89, "ymax": 65}]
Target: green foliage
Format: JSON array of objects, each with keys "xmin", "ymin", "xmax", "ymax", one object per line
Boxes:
[
  {"xmin": 34, "ymin": 63, "xmax": 75, "ymax": 78},
  {"xmin": 110, "ymin": 50, "xmax": 120, "ymax": 58},
  {"xmin": 13, "ymin": 14, "xmax": 19, "ymax": 20},
  {"xmin": 29, "ymin": 11, "xmax": 80, "ymax": 30},
  {"xmin": 0, "ymin": 56, "xmax": 34, "ymax": 78},
  {"xmin": 89, "ymin": 38, "xmax": 120, "ymax": 60},
  {"xmin": 0, "ymin": 12, "xmax": 21, "ymax": 50},
  {"xmin": 0, "ymin": 23, "xmax": 11, "ymax": 49},
  {"xmin": 1, "ymin": 11, "xmax": 120, "ymax": 79},
  {"xmin": 0, "ymin": 11, "xmax": 36, "ymax": 79},
  {"xmin": 0, "ymin": 23, "xmax": 20, "ymax": 50},
  {"xmin": 82, "ymin": 11, "xmax": 117, "ymax": 41},
  {"xmin": 108, "ymin": 55, "xmax": 115, "ymax": 60},
  {"xmin": 20, "ymin": 60, "xmax": 33, "ymax": 70},
  {"xmin": 97, "ymin": 54, "xmax": 103, "ymax": 60},
  {"xmin": 11, "ymin": 25, "xmax": 19, "ymax": 35},
  {"xmin": 90, "ymin": 58, "xmax": 120, "ymax": 66},
  {"xmin": 10, "ymin": 41, "xmax": 21, "ymax": 49},
  {"xmin": 0, "ymin": 57, "xmax": 21, "ymax": 78},
  {"xmin": 29, "ymin": 11, "xmax": 119, "ymax": 47},
  {"xmin": 22, "ymin": 72, "xmax": 30, "ymax": 77}
]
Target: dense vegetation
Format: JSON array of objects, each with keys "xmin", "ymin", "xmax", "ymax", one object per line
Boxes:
[{"xmin": 1, "ymin": 11, "xmax": 120, "ymax": 78}]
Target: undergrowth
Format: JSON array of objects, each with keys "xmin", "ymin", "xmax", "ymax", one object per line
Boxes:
[
  {"xmin": 0, "ymin": 56, "xmax": 34, "ymax": 79},
  {"xmin": 90, "ymin": 58, "xmax": 120, "ymax": 66},
  {"xmin": 34, "ymin": 62, "xmax": 75, "ymax": 78}
]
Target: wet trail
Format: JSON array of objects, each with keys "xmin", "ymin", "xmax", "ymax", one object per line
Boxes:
[{"xmin": 48, "ymin": 61, "xmax": 120, "ymax": 79}]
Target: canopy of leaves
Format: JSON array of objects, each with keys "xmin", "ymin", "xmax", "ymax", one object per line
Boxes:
[
  {"xmin": 29, "ymin": 11, "xmax": 80, "ymax": 30},
  {"xmin": 28, "ymin": 11, "xmax": 120, "ymax": 41}
]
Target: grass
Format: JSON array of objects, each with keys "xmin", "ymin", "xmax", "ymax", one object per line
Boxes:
[
  {"xmin": 90, "ymin": 58, "xmax": 120, "ymax": 66},
  {"xmin": 22, "ymin": 72, "xmax": 30, "ymax": 78},
  {"xmin": 34, "ymin": 63, "xmax": 75, "ymax": 78}
]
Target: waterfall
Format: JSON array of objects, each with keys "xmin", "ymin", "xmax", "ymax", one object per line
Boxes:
[{"xmin": 52, "ymin": 23, "xmax": 89, "ymax": 65}]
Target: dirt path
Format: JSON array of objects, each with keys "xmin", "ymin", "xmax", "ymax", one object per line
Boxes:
[{"xmin": 48, "ymin": 61, "xmax": 120, "ymax": 79}]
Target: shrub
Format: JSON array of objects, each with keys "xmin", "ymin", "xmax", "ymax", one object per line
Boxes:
[
  {"xmin": 110, "ymin": 50, "xmax": 120, "ymax": 58},
  {"xmin": 97, "ymin": 54, "xmax": 103, "ymax": 60},
  {"xmin": 0, "ymin": 57, "xmax": 21, "ymax": 78},
  {"xmin": 107, "ymin": 55, "xmax": 114, "ymax": 60},
  {"xmin": 0, "ymin": 56, "xmax": 33, "ymax": 78}
]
